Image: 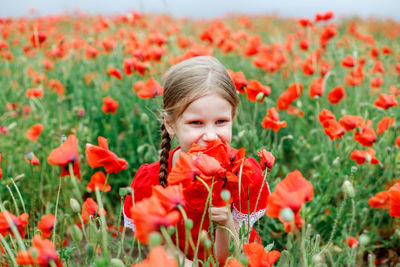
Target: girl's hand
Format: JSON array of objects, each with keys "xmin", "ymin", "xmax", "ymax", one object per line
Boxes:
[{"xmin": 209, "ymin": 205, "xmax": 232, "ymax": 226}]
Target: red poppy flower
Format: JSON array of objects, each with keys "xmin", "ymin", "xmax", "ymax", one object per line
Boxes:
[
  {"xmin": 26, "ymin": 88, "xmax": 44, "ymax": 99},
  {"xmin": 372, "ymin": 61, "xmax": 385, "ymax": 74},
  {"xmin": 101, "ymin": 96, "xmax": 118, "ymax": 114},
  {"xmin": 322, "ymin": 119, "xmax": 345, "ymax": 140},
  {"xmin": 347, "ymin": 236, "xmax": 358, "ymax": 248},
  {"xmin": 167, "ymin": 152, "xmax": 201, "ymax": 187},
  {"xmin": 389, "ymin": 182, "xmax": 400, "ymax": 217},
  {"xmin": 287, "ymin": 106, "xmax": 304, "ymax": 117},
  {"xmin": 396, "ymin": 136, "xmax": 400, "ymax": 148},
  {"xmin": 319, "ymin": 111, "xmax": 337, "ymax": 126},
  {"xmin": 0, "ymin": 211, "xmax": 29, "ymax": 238},
  {"xmin": 277, "ymin": 83, "xmax": 303, "ymax": 110},
  {"xmin": 370, "ymin": 77, "xmax": 384, "ymax": 88},
  {"xmin": 47, "ymin": 134, "xmax": 81, "ymax": 179},
  {"xmin": 302, "ymin": 58, "xmax": 316, "ymax": 76},
  {"xmin": 193, "ymin": 152, "xmax": 226, "ymax": 178},
  {"xmin": 152, "ymin": 184, "xmax": 185, "ymax": 211},
  {"xmin": 225, "ymin": 258, "xmax": 245, "ymax": 267},
  {"xmin": 354, "ymin": 128, "xmax": 377, "ymax": 147},
  {"xmin": 339, "ymin": 115, "xmax": 364, "ymax": 131},
  {"xmin": 85, "ymin": 136, "xmax": 128, "ymax": 173},
  {"xmin": 16, "ymin": 235, "xmax": 63, "ymax": 267},
  {"xmin": 136, "ymin": 77, "xmax": 163, "ymax": 99},
  {"xmin": 243, "ymin": 242, "xmax": 281, "ymax": 267},
  {"xmin": 342, "ymin": 55, "xmax": 355, "ymax": 68},
  {"xmin": 299, "ymin": 39, "xmax": 309, "ymax": 50},
  {"xmin": 377, "ymin": 117, "xmax": 395, "ymax": 135},
  {"xmin": 266, "ymin": 170, "xmax": 313, "ymax": 232},
  {"xmin": 389, "ymin": 85, "xmax": 400, "ymax": 97},
  {"xmin": 374, "ymin": 94, "xmax": 398, "ymax": 110},
  {"xmin": 368, "ymin": 191, "xmax": 390, "ymax": 209},
  {"xmin": 107, "ymin": 67, "xmax": 123, "ymax": 80},
  {"xmin": 87, "ymin": 171, "xmax": 111, "ymax": 192},
  {"xmin": 130, "ymin": 196, "xmax": 180, "ymax": 244},
  {"xmin": 243, "ymin": 35, "xmax": 261, "ymax": 57},
  {"xmin": 350, "ymin": 149, "xmax": 379, "ymax": 165},
  {"xmin": 298, "ymin": 18, "xmax": 312, "ymax": 27},
  {"xmin": 257, "ymin": 149, "xmax": 275, "ymax": 171},
  {"xmin": 123, "ymin": 57, "xmax": 149, "ymax": 76},
  {"xmin": 246, "ymin": 80, "xmax": 271, "ymax": 102},
  {"xmin": 309, "ymin": 77, "xmax": 324, "ymax": 99},
  {"xmin": 26, "ymin": 123, "xmax": 43, "ymax": 142},
  {"xmin": 132, "ymin": 246, "xmax": 177, "ymax": 267},
  {"xmin": 85, "ymin": 45, "xmax": 99, "ymax": 59},
  {"xmin": 30, "ymin": 32, "xmax": 47, "ymax": 48},
  {"xmin": 37, "ymin": 214, "xmax": 55, "ymax": 239},
  {"xmin": 81, "ymin": 198, "xmax": 106, "ymax": 223},
  {"xmin": 327, "ymin": 86, "xmax": 346, "ymax": 104},
  {"xmin": 48, "ymin": 79, "xmax": 65, "ymax": 96},
  {"xmin": 381, "ymin": 45, "xmax": 392, "ymax": 54},
  {"xmin": 261, "ymin": 108, "xmax": 287, "ymax": 132}
]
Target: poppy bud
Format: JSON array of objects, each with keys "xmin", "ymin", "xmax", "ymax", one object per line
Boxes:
[
  {"xmin": 350, "ymin": 166, "xmax": 358, "ymax": 173},
  {"xmin": 279, "ymin": 207, "xmax": 294, "ymax": 222},
  {"xmin": 149, "ymin": 232, "xmax": 162, "ymax": 247},
  {"xmin": 70, "ymin": 198, "xmax": 81, "ymax": 213},
  {"xmin": 185, "ymin": 219, "xmax": 193, "ymax": 230},
  {"xmin": 119, "ymin": 187, "xmax": 130, "ymax": 197},
  {"xmin": 110, "ymin": 259, "xmax": 125, "ymax": 267},
  {"xmin": 141, "ymin": 113, "xmax": 149, "ymax": 123},
  {"xmin": 220, "ymin": 189, "xmax": 231, "ymax": 202},
  {"xmin": 167, "ymin": 226, "xmax": 175, "ymax": 235},
  {"xmin": 88, "ymin": 219, "xmax": 98, "ymax": 242},
  {"xmin": 203, "ymin": 239, "xmax": 212, "ymax": 249},
  {"xmin": 239, "ymin": 255, "xmax": 248, "ymax": 266},
  {"xmin": 332, "ymin": 157, "xmax": 340, "ymax": 166},
  {"xmin": 256, "ymin": 92, "xmax": 264, "ymax": 102},
  {"xmin": 342, "ymin": 180, "xmax": 355, "ymax": 198},
  {"xmin": 359, "ymin": 233, "xmax": 370, "ymax": 246},
  {"xmin": 86, "ymin": 243, "xmax": 94, "ymax": 258},
  {"xmin": 312, "ymin": 253, "xmax": 324, "ymax": 264},
  {"xmin": 70, "ymin": 225, "xmax": 83, "ymax": 242},
  {"xmin": 24, "ymin": 151, "xmax": 34, "ymax": 161}
]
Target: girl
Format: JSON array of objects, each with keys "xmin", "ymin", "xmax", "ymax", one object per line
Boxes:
[{"xmin": 123, "ymin": 56, "xmax": 270, "ymax": 265}]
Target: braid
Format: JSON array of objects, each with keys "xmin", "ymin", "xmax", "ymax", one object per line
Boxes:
[{"xmin": 159, "ymin": 124, "xmax": 171, "ymax": 187}]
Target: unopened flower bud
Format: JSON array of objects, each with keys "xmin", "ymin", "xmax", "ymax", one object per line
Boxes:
[
  {"xmin": 279, "ymin": 208, "xmax": 294, "ymax": 222},
  {"xmin": 24, "ymin": 151, "xmax": 34, "ymax": 161},
  {"xmin": 167, "ymin": 226, "xmax": 175, "ymax": 235},
  {"xmin": 119, "ymin": 187, "xmax": 129, "ymax": 197},
  {"xmin": 149, "ymin": 232, "xmax": 162, "ymax": 247},
  {"xmin": 199, "ymin": 230, "xmax": 209, "ymax": 243},
  {"xmin": 312, "ymin": 253, "xmax": 324, "ymax": 264},
  {"xmin": 185, "ymin": 219, "xmax": 193, "ymax": 230},
  {"xmin": 221, "ymin": 190, "xmax": 231, "ymax": 202},
  {"xmin": 86, "ymin": 243, "xmax": 94, "ymax": 258},
  {"xmin": 359, "ymin": 233, "xmax": 370, "ymax": 246},
  {"xmin": 365, "ymin": 153, "xmax": 372, "ymax": 163},
  {"xmin": 70, "ymin": 198, "xmax": 81, "ymax": 213},
  {"xmin": 111, "ymin": 258, "xmax": 125, "ymax": 267},
  {"xmin": 239, "ymin": 255, "xmax": 248, "ymax": 266},
  {"xmin": 342, "ymin": 180, "xmax": 355, "ymax": 198},
  {"xmin": 88, "ymin": 220, "xmax": 97, "ymax": 242},
  {"xmin": 61, "ymin": 135, "xmax": 67, "ymax": 143},
  {"xmin": 351, "ymin": 166, "xmax": 358, "ymax": 173},
  {"xmin": 256, "ymin": 92, "xmax": 265, "ymax": 102},
  {"xmin": 203, "ymin": 239, "xmax": 212, "ymax": 249},
  {"xmin": 141, "ymin": 113, "xmax": 149, "ymax": 123},
  {"xmin": 70, "ymin": 225, "xmax": 82, "ymax": 242}
]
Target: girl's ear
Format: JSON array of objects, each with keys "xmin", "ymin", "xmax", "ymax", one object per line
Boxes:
[{"xmin": 163, "ymin": 117, "xmax": 176, "ymax": 137}]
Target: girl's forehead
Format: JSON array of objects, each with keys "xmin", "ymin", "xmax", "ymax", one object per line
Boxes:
[{"xmin": 180, "ymin": 93, "xmax": 233, "ymax": 118}]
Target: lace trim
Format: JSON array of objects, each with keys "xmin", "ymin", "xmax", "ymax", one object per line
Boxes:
[
  {"xmin": 231, "ymin": 204, "xmax": 266, "ymax": 228},
  {"xmin": 123, "ymin": 208, "xmax": 136, "ymax": 231}
]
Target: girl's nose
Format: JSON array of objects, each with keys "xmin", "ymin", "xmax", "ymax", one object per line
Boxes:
[{"xmin": 203, "ymin": 126, "xmax": 218, "ymax": 141}]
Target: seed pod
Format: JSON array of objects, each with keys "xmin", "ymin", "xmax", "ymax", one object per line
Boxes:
[
  {"xmin": 70, "ymin": 225, "xmax": 83, "ymax": 242},
  {"xmin": 342, "ymin": 180, "xmax": 355, "ymax": 198},
  {"xmin": 111, "ymin": 258, "xmax": 125, "ymax": 267},
  {"xmin": 70, "ymin": 198, "xmax": 81, "ymax": 213},
  {"xmin": 279, "ymin": 208, "xmax": 294, "ymax": 222}
]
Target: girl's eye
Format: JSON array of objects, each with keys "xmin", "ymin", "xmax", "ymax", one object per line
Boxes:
[
  {"xmin": 216, "ymin": 119, "xmax": 228, "ymax": 125},
  {"xmin": 190, "ymin": 121, "xmax": 202, "ymax": 125}
]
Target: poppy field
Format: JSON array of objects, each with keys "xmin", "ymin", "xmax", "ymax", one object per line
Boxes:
[{"xmin": 0, "ymin": 9, "xmax": 400, "ymax": 266}]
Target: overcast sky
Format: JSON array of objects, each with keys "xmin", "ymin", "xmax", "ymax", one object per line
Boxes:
[{"xmin": 1, "ymin": 0, "xmax": 399, "ymax": 20}]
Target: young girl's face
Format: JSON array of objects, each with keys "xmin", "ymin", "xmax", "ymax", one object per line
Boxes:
[{"xmin": 165, "ymin": 93, "xmax": 233, "ymax": 153}]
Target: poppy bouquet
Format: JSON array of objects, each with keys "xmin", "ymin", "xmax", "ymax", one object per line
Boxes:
[{"xmin": 167, "ymin": 140, "xmax": 256, "ymax": 210}]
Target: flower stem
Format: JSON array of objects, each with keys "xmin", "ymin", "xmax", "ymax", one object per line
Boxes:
[
  {"xmin": 10, "ymin": 178, "xmax": 26, "ymax": 214},
  {"xmin": 52, "ymin": 176, "xmax": 62, "ymax": 245},
  {"xmin": 95, "ymin": 186, "xmax": 110, "ymax": 263}
]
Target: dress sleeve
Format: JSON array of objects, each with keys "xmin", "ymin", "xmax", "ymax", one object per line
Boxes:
[
  {"xmin": 232, "ymin": 157, "xmax": 270, "ymax": 228},
  {"xmin": 123, "ymin": 163, "xmax": 158, "ymax": 230}
]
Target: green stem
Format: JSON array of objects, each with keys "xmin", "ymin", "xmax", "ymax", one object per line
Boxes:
[
  {"xmin": 11, "ymin": 178, "xmax": 26, "ymax": 214},
  {"xmin": 52, "ymin": 177, "xmax": 62, "ymax": 245},
  {"xmin": 253, "ymin": 169, "xmax": 268, "ymax": 218},
  {"xmin": 322, "ymin": 197, "xmax": 347, "ymax": 253},
  {"xmin": 69, "ymin": 164, "xmax": 83, "ymax": 204},
  {"xmin": 5, "ymin": 185, "xmax": 19, "ymax": 215},
  {"xmin": 0, "ymin": 234, "xmax": 17, "ymax": 267},
  {"xmin": 95, "ymin": 187, "xmax": 110, "ymax": 263}
]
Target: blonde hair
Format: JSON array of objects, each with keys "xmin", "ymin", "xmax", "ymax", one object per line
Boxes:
[{"xmin": 158, "ymin": 56, "xmax": 238, "ymax": 187}]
